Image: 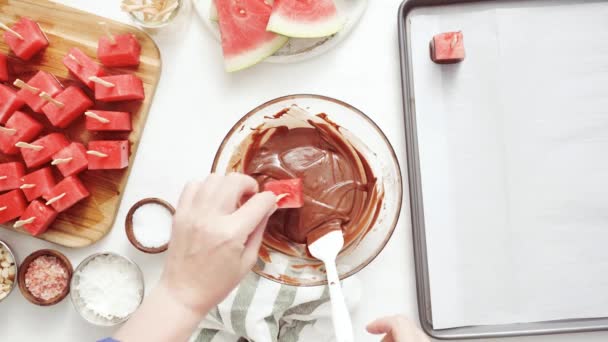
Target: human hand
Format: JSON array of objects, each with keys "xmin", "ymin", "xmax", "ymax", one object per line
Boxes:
[
  {"xmin": 367, "ymin": 315, "xmax": 430, "ymax": 342},
  {"xmin": 160, "ymin": 173, "xmax": 277, "ymax": 315}
]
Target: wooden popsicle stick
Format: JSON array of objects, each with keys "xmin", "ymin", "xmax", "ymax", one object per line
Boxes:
[
  {"xmin": 0, "ymin": 22, "xmax": 24, "ymax": 40},
  {"xmin": 15, "ymin": 142, "xmax": 43, "ymax": 151},
  {"xmin": 39, "ymin": 92, "xmax": 64, "ymax": 107},
  {"xmin": 20, "ymin": 184, "xmax": 36, "ymax": 189},
  {"xmin": 52, "ymin": 157, "xmax": 72, "ymax": 165},
  {"xmin": 276, "ymin": 193, "xmax": 288, "ymax": 202},
  {"xmin": 0, "ymin": 206, "xmax": 6, "ymax": 212},
  {"xmin": 14, "ymin": 217, "xmax": 35, "ymax": 228},
  {"xmin": 88, "ymin": 76, "xmax": 115, "ymax": 88},
  {"xmin": 0, "ymin": 176, "xmax": 7, "ymax": 180},
  {"xmin": 0, "ymin": 126, "xmax": 17, "ymax": 135},
  {"xmin": 13, "ymin": 79, "xmax": 40, "ymax": 94},
  {"xmin": 46, "ymin": 193, "xmax": 66, "ymax": 205},
  {"xmin": 153, "ymin": 1, "xmax": 178, "ymax": 20},
  {"xmin": 68, "ymin": 54, "xmax": 82, "ymax": 66},
  {"xmin": 99, "ymin": 21, "xmax": 116, "ymax": 45},
  {"xmin": 86, "ymin": 150, "xmax": 108, "ymax": 158},
  {"xmin": 121, "ymin": 3, "xmax": 157, "ymax": 12},
  {"xmin": 84, "ymin": 111, "xmax": 110, "ymax": 123},
  {"xmin": 450, "ymin": 33, "xmax": 459, "ymax": 49}
]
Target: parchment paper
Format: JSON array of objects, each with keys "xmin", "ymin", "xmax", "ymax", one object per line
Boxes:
[{"xmin": 408, "ymin": 0, "xmax": 608, "ymax": 330}]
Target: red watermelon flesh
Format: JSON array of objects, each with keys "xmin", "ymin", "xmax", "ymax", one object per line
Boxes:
[
  {"xmin": 267, "ymin": 0, "xmax": 345, "ymax": 38},
  {"xmin": 0, "ymin": 190, "xmax": 27, "ymax": 224},
  {"xmin": 3, "ymin": 17, "xmax": 49, "ymax": 61},
  {"xmin": 0, "ymin": 162, "xmax": 25, "ymax": 193},
  {"xmin": 0, "ymin": 84, "xmax": 24, "ymax": 124},
  {"xmin": 85, "ymin": 110, "xmax": 132, "ymax": 132},
  {"xmin": 17, "ymin": 71, "xmax": 63, "ymax": 113},
  {"xmin": 87, "ymin": 140, "xmax": 130, "ymax": 170},
  {"xmin": 42, "ymin": 86, "xmax": 94, "ymax": 128},
  {"xmin": 20, "ymin": 167, "xmax": 56, "ymax": 202},
  {"xmin": 63, "ymin": 47, "xmax": 105, "ymax": 89},
  {"xmin": 97, "ymin": 33, "xmax": 141, "ymax": 67},
  {"xmin": 0, "ymin": 53, "xmax": 8, "ymax": 81},
  {"xmin": 93, "ymin": 74, "xmax": 145, "ymax": 102},
  {"xmin": 0, "ymin": 111, "xmax": 44, "ymax": 155},
  {"xmin": 43, "ymin": 176, "xmax": 90, "ymax": 213},
  {"xmin": 18, "ymin": 199, "xmax": 57, "ymax": 236},
  {"xmin": 263, "ymin": 178, "xmax": 304, "ymax": 209},
  {"xmin": 215, "ymin": 0, "xmax": 288, "ymax": 72},
  {"xmin": 19, "ymin": 133, "xmax": 70, "ymax": 169},
  {"xmin": 53, "ymin": 142, "xmax": 88, "ymax": 177}
]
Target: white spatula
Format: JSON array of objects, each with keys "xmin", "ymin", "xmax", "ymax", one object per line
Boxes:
[{"xmin": 308, "ymin": 230, "xmax": 354, "ymax": 342}]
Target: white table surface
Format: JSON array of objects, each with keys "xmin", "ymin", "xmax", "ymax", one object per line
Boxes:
[{"xmin": 2, "ymin": 0, "xmax": 607, "ymax": 341}]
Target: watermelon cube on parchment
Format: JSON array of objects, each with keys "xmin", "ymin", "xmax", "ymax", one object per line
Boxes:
[
  {"xmin": 91, "ymin": 74, "xmax": 144, "ymax": 102},
  {"xmin": 97, "ymin": 33, "xmax": 141, "ymax": 67},
  {"xmin": 15, "ymin": 199, "xmax": 57, "ymax": 236},
  {"xmin": 52, "ymin": 142, "xmax": 88, "ymax": 177},
  {"xmin": 43, "ymin": 176, "xmax": 90, "ymax": 213},
  {"xmin": 0, "ymin": 190, "xmax": 27, "ymax": 224},
  {"xmin": 42, "ymin": 86, "xmax": 94, "ymax": 128},
  {"xmin": 263, "ymin": 178, "xmax": 304, "ymax": 209},
  {"xmin": 20, "ymin": 167, "xmax": 56, "ymax": 202},
  {"xmin": 431, "ymin": 31, "xmax": 465, "ymax": 64},
  {"xmin": 16, "ymin": 71, "xmax": 63, "ymax": 113},
  {"xmin": 63, "ymin": 47, "xmax": 105, "ymax": 89},
  {"xmin": 19, "ymin": 133, "xmax": 70, "ymax": 169},
  {"xmin": 0, "ymin": 111, "xmax": 44, "ymax": 155},
  {"xmin": 0, "ymin": 162, "xmax": 25, "ymax": 193},
  {"xmin": 0, "ymin": 53, "xmax": 8, "ymax": 82},
  {"xmin": 85, "ymin": 110, "xmax": 132, "ymax": 132},
  {"xmin": 2, "ymin": 17, "xmax": 49, "ymax": 61},
  {"xmin": 0, "ymin": 84, "xmax": 24, "ymax": 124},
  {"xmin": 87, "ymin": 140, "xmax": 130, "ymax": 170}
]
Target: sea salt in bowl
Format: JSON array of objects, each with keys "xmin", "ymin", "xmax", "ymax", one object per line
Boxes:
[{"xmin": 70, "ymin": 252, "xmax": 145, "ymax": 326}]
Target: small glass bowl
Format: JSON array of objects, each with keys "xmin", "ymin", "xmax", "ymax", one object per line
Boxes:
[
  {"xmin": 212, "ymin": 94, "xmax": 403, "ymax": 286},
  {"xmin": 70, "ymin": 252, "xmax": 145, "ymax": 326},
  {"xmin": 127, "ymin": 0, "xmax": 182, "ymax": 29},
  {"xmin": 0, "ymin": 240, "xmax": 18, "ymax": 303}
]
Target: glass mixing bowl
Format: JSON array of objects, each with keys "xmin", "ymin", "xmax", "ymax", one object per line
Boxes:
[{"xmin": 212, "ymin": 94, "xmax": 402, "ymax": 286}]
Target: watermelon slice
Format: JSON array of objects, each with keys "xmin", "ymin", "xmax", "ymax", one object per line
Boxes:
[
  {"xmin": 266, "ymin": 0, "xmax": 345, "ymax": 38},
  {"xmin": 43, "ymin": 176, "xmax": 90, "ymax": 213},
  {"xmin": 215, "ymin": 0, "xmax": 288, "ymax": 72},
  {"xmin": 0, "ymin": 53, "xmax": 8, "ymax": 82},
  {"xmin": 0, "ymin": 111, "xmax": 44, "ymax": 155},
  {"xmin": 16, "ymin": 199, "xmax": 57, "ymax": 236},
  {"xmin": 20, "ymin": 168, "xmax": 56, "ymax": 202},
  {"xmin": 0, "ymin": 190, "xmax": 27, "ymax": 224},
  {"xmin": 263, "ymin": 178, "xmax": 304, "ymax": 209}
]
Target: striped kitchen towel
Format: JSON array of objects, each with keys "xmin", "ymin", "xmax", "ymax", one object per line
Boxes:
[{"xmin": 189, "ymin": 272, "xmax": 361, "ymax": 342}]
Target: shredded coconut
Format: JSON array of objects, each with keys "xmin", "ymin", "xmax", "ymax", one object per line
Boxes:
[
  {"xmin": 24, "ymin": 255, "xmax": 69, "ymax": 301},
  {"xmin": 75, "ymin": 254, "xmax": 143, "ymax": 320},
  {"xmin": 132, "ymin": 203, "xmax": 172, "ymax": 248}
]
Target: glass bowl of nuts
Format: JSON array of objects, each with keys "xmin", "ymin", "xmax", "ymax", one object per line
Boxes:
[{"xmin": 0, "ymin": 240, "xmax": 17, "ymax": 302}]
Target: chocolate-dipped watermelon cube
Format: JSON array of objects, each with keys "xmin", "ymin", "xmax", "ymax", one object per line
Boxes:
[
  {"xmin": 0, "ymin": 111, "xmax": 43, "ymax": 154},
  {"xmin": 18, "ymin": 133, "xmax": 70, "ymax": 169},
  {"xmin": 431, "ymin": 31, "xmax": 465, "ymax": 64},
  {"xmin": 14, "ymin": 200, "xmax": 57, "ymax": 236},
  {"xmin": 63, "ymin": 47, "xmax": 105, "ymax": 89},
  {"xmin": 91, "ymin": 74, "xmax": 144, "ymax": 102},
  {"xmin": 0, "ymin": 162, "xmax": 25, "ymax": 192},
  {"xmin": 97, "ymin": 33, "xmax": 141, "ymax": 67},
  {"xmin": 0, "ymin": 53, "xmax": 8, "ymax": 81},
  {"xmin": 2, "ymin": 17, "xmax": 49, "ymax": 61},
  {"xmin": 41, "ymin": 86, "xmax": 93, "ymax": 128},
  {"xmin": 87, "ymin": 140, "xmax": 129, "ymax": 170},
  {"xmin": 52, "ymin": 142, "xmax": 88, "ymax": 177},
  {"xmin": 263, "ymin": 178, "xmax": 304, "ymax": 209},
  {"xmin": 15, "ymin": 71, "xmax": 63, "ymax": 112},
  {"xmin": 0, "ymin": 84, "xmax": 24, "ymax": 124},
  {"xmin": 85, "ymin": 110, "xmax": 132, "ymax": 132},
  {"xmin": 43, "ymin": 176, "xmax": 89, "ymax": 213},
  {"xmin": 20, "ymin": 167, "xmax": 56, "ymax": 202},
  {"xmin": 0, "ymin": 190, "xmax": 27, "ymax": 224}
]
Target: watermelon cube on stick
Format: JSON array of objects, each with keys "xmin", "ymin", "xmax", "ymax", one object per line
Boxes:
[
  {"xmin": 263, "ymin": 178, "xmax": 304, "ymax": 209},
  {"xmin": 0, "ymin": 53, "xmax": 8, "ymax": 81},
  {"xmin": 0, "ymin": 190, "xmax": 27, "ymax": 224},
  {"xmin": 215, "ymin": 0, "xmax": 288, "ymax": 72},
  {"xmin": 87, "ymin": 140, "xmax": 130, "ymax": 170},
  {"xmin": 85, "ymin": 110, "xmax": 132, "ymax": 131},
  {"xmin": 431, "ymin": 31, "xmax": 465, "ymax": 64},
  {"xmin": 90, "ymin": 74, "xmax": 145, "ymax": 102},
  {"xmin": 0, "ymin": 84, "xmax": 24, "ymax": 124},
  {"xmin": 43, "ymin": 176, "xmax": 89, "ymax": 213},
  {"xmin": 20, "ymin": 168, "xmax": 56, "ymax": 202},
  {"xmin": 14, "ymin": 71, "xmax": 63, "ymax": 112},
  {"xmin": 0, "ymin": 162, "xmax": 25, "ymax": 192},
  {"xmin": 63, "ymin": 47, "xmax": 105, "ymax": 89},
  {"xmin": 52, "ymin": 142, "xmax": 88, "ymax": 177},
  {"xmin": 41, "ymin": 86, "xmax": 94, "ymax": 128},
  {"xmin": 266, "ymin": 0, "xmax": 345, "ymax": 38},
  {"xmin": 18, "ymin": 133, "xmax": 70, "ymax": 169},
  {"xmin": 1, "ymin": 17, "xmax": 49, "ymax": 60},
  {"xmin": 97, "ymin": 22, "xmax": 140, "ymax": 67},
  {"xmin": 0, "ymin": 111, "xmax": 44, "ymax": 155},
  {"xmin": 14, "ymin": 200, "xmax": 57, "ymax": 236}
]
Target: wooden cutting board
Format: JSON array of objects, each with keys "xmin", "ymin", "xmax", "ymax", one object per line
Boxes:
[{"xmin": 0, "ymin": 0, "xmax": 161, "ymax": 247}]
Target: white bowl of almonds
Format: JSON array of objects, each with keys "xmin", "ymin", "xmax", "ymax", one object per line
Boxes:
[{"xmin": 0, "ymin": 240, "xmax": 17, "ymax": 302}]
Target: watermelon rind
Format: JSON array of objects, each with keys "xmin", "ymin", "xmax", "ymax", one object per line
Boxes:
[
  {"xmin": 267, "ymin": 12, "xmax": 345, "ymax": 38},
  {"xmin": 224, "ymin": 35, "xmax": 288, "ymax": 72}
]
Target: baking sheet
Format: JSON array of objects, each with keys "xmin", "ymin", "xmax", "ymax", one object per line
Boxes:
[{"xmin": 406, "ymin": 0, "xmax": 608, "ymax": 331}]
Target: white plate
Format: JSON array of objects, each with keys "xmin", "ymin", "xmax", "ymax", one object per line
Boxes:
[{"xmin": 192, "ymin": 0, "xmax": 368, "ymax": 64}]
